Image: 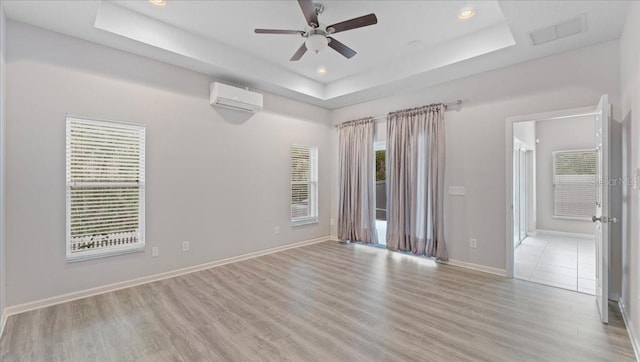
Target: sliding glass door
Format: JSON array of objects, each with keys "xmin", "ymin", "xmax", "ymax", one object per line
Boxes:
[
  {"xmin": 513, "ymin": 145, "xmax": 527, "ymax": 247},
  {"xmin": 374, "ymin": 141, "xmax": 386, "ymax": 245}
]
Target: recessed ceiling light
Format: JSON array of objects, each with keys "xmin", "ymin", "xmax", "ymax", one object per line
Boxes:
[
  {"xmin": 317, "ymin": 67, "xmax": 327, "ymax": 75},
  {"xmin": 149, "ymin": 0, "xmax": 166, "ymax": 6},
  {"xmin": 458, "ymin": 8, "xmax": 475, "ymax": 20}
]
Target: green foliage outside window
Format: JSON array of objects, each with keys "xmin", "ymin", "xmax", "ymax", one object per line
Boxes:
[
  {"xmin": 376, "ymin": 150, "xmax": 386, "ymax": 181},
  {"xmin": 555, "ymin": 151, "xmax": 596, "ymax": 175}
]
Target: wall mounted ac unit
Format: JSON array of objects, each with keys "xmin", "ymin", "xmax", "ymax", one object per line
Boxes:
[{"xmin": 210, "ymin": 82, "xmax": 263, "ymax": 113}]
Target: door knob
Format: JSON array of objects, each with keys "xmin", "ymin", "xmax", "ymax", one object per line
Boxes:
[{"xmin": 592, "ymin": 216, "xmax": 618, "ymax": 223}]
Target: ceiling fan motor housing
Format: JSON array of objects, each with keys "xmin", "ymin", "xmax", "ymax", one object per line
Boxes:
[{"xmin": 314, "ymin": 3, "xmax": 325, "ymax": 17}]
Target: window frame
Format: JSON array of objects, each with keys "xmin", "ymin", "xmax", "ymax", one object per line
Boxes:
[
  {"xmin": 290, "ymin": 144, "xmax": 318, "ymax": 226},
  {"xmin": 65, "ymin": 115, "xmax": 146, "ymax": 262},
  {"xmin": 552, "ymin": 148, "xmax": 596, "ymax": 221}
]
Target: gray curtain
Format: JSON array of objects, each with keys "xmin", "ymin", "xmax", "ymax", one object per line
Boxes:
[
  {"xmin": 386, "ymin": 104, "xmax": 447, "ymax": 260},
  {"xmin": 338, "ymin": 118, "xmax": 377, "ymax": 243}
]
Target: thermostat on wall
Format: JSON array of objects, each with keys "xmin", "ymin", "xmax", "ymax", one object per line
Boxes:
[{"xmin": 449, "ymin": 186, "xmax": 466, "ymax": 196}]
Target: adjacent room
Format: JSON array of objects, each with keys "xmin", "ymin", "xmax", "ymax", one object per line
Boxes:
[
  {"xmin": 512, "ymin": 113, "xmax": 599, "ymax": 294},
  {"xmin": 0, "ymin": 0, "xmax": 639, "ymax": 361}
]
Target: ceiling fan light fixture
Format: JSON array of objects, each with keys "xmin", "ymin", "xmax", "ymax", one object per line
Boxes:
[
  {"xmin": 458, "ymin": 8, "xmax": 475, "ymax": 20},
  {"xmin": 305, "ymin": 33, "xmax": 329, "ymax": 53}
]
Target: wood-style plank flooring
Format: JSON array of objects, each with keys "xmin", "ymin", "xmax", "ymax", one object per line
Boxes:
[{"xmin": 0, "ymin": 242, "xmax": 635, "ymax": 361}]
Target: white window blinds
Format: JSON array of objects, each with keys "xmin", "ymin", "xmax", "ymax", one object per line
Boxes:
[
  {"xmin": 291, "ymin": 145, "xmax": 318, "ymax": 225},
  {"xmin": 553, "ymin": 150, "xmax": 596, "ymax": 219},
  {"xmin": 66, "ymin": 116, "xmax": 145, "ymax": 261}
]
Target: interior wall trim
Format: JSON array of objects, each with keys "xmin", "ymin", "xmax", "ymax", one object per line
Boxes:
[
  {"xmin": 619, "ymin": 299, "xmax": 640, "ymax": 361},
  {"xmin": 438, "ymin": 258, "xmax": 508, "ymax": 277},
  {"xmin": 534, "ymin": 229, "xmax": 595, "ymax": 240},
  {"xmin": 2, "ymin": 236, "xmax": 332, "ymax": 321}
]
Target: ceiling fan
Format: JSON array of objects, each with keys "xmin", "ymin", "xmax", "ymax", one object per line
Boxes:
[{"xmin": 254, "ymin": 0, "xmax": 378, "ymax": 61}]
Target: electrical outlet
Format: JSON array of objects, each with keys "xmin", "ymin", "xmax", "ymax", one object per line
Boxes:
[
  {"xmin": 182, "ymin": 241, "xmax": 190, "ymax": 252},
  {"xmin": 152, "ymin": 247, "xmax": 159, "ymax": 257},
  {"xmin": 330, "ymin": 218, "xmax": 335, "ymax": 226},
  {"xmin": 274, "ymin": 226, "xmax": 280, "ymax": 234},
  {"xmin": 469, "ymin": 238, "xmax": 477, "ymax": 248}
]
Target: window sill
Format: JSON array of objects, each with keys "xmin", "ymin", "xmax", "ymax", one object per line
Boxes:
[
  {"xmin": 291, "ymin": 218, "xmax": 319, "ymax": 227},
  {"xmin": 66, "ymin": 244, "xmax": 145, "ymax": 263},
  {"xmin": 552, "ymin": 216, "xmax": 592, "ymax": 222}
]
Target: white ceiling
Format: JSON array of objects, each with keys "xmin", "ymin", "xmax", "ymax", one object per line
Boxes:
[
  {"xmin": 1, "ymin": 1, "xmax": 631, "ymax": 109},
  {"xmin": 114, "ymin": 0, "xmax": 510, "ymax": 83}
]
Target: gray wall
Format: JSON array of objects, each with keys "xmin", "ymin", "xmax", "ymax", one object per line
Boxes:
[
  {"xmin": 535, "ymin": 116, "xmax": 595, "ymax": 235},
  {"xmin": 330, "ymin": 40, "xmax": 620, "ymax": 271},
  {"xmin": 4, "ymin": 21, "xmax": 332, "ymax": 307},
  {"xmin": 619, "ymin": 0, "xmax": 640, "ymax": 351},
  {"xmin": 0, "ymin": 4, "xmax": 6, "ymax": 324}
]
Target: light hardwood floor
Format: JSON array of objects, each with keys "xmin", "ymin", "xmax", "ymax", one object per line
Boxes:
[{"xmin": 0, "ymin": 242, "xmax": 635, "ymax": 361}]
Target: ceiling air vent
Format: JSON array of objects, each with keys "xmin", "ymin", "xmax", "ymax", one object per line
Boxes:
[{"xmin": 529, "ymin": 14, "xmax": 587, "ymax": 46}]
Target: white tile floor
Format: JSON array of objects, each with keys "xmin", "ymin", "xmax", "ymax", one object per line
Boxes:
[{"xmin": 515, "ymin": 233, "xmax": 596, "ymax": 294}]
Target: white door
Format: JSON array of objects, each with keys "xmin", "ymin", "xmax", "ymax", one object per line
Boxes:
[{"xmin": 593, "ymin": 94, "xmax": 610, "ymax": 324}]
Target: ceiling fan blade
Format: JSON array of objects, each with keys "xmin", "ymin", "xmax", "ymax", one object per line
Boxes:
[
  {"xmin": 328, "ymin": 37, "xmax": 356, "ymax": 59},
  {"xmin": 298, "ymin": 0, "xmax": 319, "ymax": 27},
  {"xmin": 255, "ymin": 29, "xmax": 304, "ymax": 35},
  {"xmin": 327, "ymin": 13, "xmax": 378, "ymax": 34},
  {"xmin": 290, "ymin": 43, "xmax": 308, "ymax": 61}
]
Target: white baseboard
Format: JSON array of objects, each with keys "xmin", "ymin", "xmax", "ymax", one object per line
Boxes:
[
  {"xmin": 3, "ymin": 236, "xmax": 331, "ymax": 319},
  {"xmin": 342, "ymin": 241, "xmax": 507, "ymax": 278},
  {"xmin": 618, "ymin": 299, "xmax": 640, "ymax": 361},
  {"xmin": 610, "ymin": 292, "xmax": 621, "ymax": 302},
  {"xmin": 438, "ymin": 259, "xmax": 507, "ymax": 277},
  {"xmin": 534, "ymin": 229, "xmax": 595, "ymax": 240}
]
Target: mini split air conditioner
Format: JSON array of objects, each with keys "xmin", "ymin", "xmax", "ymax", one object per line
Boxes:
[{"xmin": 210, "ymin": 82, "xmax": 263, "ymax": 113}]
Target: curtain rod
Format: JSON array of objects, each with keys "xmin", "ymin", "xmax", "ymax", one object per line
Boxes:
[{"xmin": 335, "ymin": 100, "xmax": 463, "ymax": 128}]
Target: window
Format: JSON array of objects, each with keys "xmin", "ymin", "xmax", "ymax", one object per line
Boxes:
[
  {"xmin": 66, "ymin": 116, "xmax": 145, "ymax": 261},
  {"xmin": 374, "ymin": 142, "xmax": 387, "ymax": 221},
  {"xmin": 375, "ymin": 149, "xmax": 386, "ymax": 181},
  {"xmin": 553, "ymin": 150, "xmax": 596, "ymax": 219},
  {"xmin": 290, "ymin": 145, "xmax": 318, "ymax": 225}
]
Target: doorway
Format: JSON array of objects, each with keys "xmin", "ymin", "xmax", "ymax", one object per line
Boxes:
[{"xmin": 508, "ymin": 106, "xmax": 601, "ymax": 296}]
